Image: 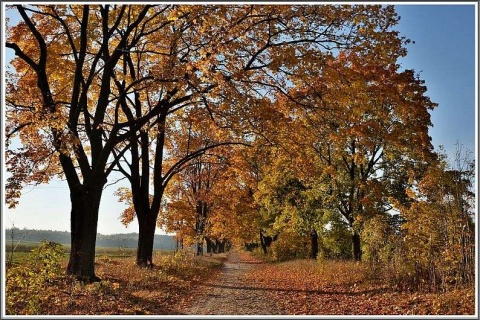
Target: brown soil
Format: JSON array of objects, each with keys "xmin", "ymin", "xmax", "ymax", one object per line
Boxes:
[{"xmin": 182, "ymin": 249, "xmax": 284, "ymax": 315}]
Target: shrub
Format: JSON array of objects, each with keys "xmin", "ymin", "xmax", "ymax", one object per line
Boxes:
[
  {"xmin": 269, "ymin": 229, "xmax": 308, "ymax": 262},
  {"xmin": 6, "ymin": 241, "xmax": 65, "ymax": 314}
]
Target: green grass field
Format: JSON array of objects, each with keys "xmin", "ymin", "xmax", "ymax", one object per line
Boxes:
[{"xmin": 5, "ymin": 241, "xmax": 172, "ymax": 266}]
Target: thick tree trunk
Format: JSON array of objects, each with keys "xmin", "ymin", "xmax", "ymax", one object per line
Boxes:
[
  {"xmin": 260, "ymin": 230, "xmax": 276, "ymax": 254},
  {"xmin": 260, "ymin": 230, "xmax": 268, "ymax": 254},
  {"xmin": 206, "ymin": 237, "xmax": 213, "ymax": 254},
  {"xmin": 67, "ymin": 185, "xmax": 102, "ymax": 281},
  {"xmin": 310, "ymin": 229, "xmax": 319, "ymax": 259},
  {"xmin": 352, "ymin": 232, "xmax": 362, "ymax": 261},
  {"xmin": 218, "ymin": 240, "xmax": 225, "ymax": 253},
  {"xmin": 197, "ymin": 239, "xmax": 204, "ymax": 256},
  {"xmin": 136, "ymin": 211, "xmax": 157, "ymax": 267}
]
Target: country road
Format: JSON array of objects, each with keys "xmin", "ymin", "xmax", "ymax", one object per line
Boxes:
[
  {"xmin": 183, "ymin": 250, "xmax": 285, "ymax": 315},
  {"xmin": 180, "ymin": 249, "xmax": 475, "ymax": 316}
]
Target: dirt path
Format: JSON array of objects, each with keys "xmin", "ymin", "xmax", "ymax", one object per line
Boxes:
[{"xmin": 183, "ymin": 250, "xmax": 284, "ymax": 315}]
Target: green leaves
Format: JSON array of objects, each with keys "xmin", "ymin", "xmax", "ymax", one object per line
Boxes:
[{"xmin": 6, "ymin": 241, "xmax": 65, "ymax": 314}]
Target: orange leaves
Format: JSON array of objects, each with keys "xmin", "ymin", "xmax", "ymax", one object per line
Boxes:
[
  {"xmin": 114, "ymin": 188, "xmax": 136, "ymax": 225},
  {"xmin": 244, "ymin": 256, "xmax": 474, "ymax": 315}
]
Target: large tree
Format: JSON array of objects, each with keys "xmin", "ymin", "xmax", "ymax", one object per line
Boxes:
[
  {"xmin": 110, "ymin": 4, "xmax": 407, "ymax": 265},
  {"xmin": 282, "ymin": 49, "xmax": 437, "ymax": 260},
  {"xmin": 5, "ymin": 4, "xmax": 416, "ymax": 275},
  {"xmin": 5, "ymin": 4, "xmax": 185, "ymax": 280}
]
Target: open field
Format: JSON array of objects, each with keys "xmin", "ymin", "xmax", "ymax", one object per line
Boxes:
[{"xmin": 5, "ymin": 241, "xmax": 156, "ymax": 267}]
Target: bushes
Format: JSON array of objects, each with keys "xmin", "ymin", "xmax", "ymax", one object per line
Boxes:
[
  {"xmin": 318, "ymin": 221, "xmax": 352, "ymax": 260},
  {"xmin": 359, "ymin": 201, "xmax": 475, "ymax": 292},
  {"xmin": 6, "ymin": 246, "xmax": 226, "ymax": 315},
  {"xmin": 6, "ymin": 241, "xmax": 65, "ymax": 314},
  {"xmin": 361, "ymin": 214, "xmax": 399, "ymax": 274},
  {"xmin": 269, "ymin": 229, "xmax": 308, "ymax": 262},
  {"xmin": 395, "ymin": 200, "xmax": 475, "ymax": 292}
]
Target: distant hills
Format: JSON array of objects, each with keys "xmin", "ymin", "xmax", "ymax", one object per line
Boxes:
[{"xmin": 4, "ymin": 228, "xmax": 177, "ymax": 250}]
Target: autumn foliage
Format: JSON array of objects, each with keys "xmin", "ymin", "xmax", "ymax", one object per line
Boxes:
[{"xmin": 5, "ymin": 3, "xmax": 475, "ymax": 315}]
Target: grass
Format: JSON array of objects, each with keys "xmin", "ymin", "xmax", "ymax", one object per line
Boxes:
[
  {"xmin": 6, "ymin": 245, "xmax": 226, "ymax": 315},
  {"xmin": 5, "ymin": 244, "xmax": 475, "ymax": 315},
  {"xmin": 5, "ymin": 241, "xmax": 171, "ymax": 266}
]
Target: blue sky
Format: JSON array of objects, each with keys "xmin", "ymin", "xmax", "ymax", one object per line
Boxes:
[
  {"xmin": 395, "ymin": 4, "xmax": 476, "ymax": 159},
  {"xmin": 2, "ymin": 3, "xmax": 478, "ymax": 235}
]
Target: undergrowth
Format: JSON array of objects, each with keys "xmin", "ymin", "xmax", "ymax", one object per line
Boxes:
[{"xmin": 6, "ymin": 243, "xmax": 225, "ymax": 315}]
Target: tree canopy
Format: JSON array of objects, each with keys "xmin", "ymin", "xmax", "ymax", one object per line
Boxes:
[{"xmin": 5, "ymin": 4, "xmax": 473, "ymax": 288}]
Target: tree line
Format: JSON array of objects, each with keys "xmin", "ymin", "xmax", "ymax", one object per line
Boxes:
[
  {"xmin": 5, "ymin": 4, "xmax": 474, "ymax": 290},
  {"xmin": 5, "ymin": 228, "xmax": 176, "ymax": 250}
]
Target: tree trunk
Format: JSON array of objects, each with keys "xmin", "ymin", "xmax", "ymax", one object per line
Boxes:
[
  {"xmin": 260, "ymin": 230, "xmax": 268, "ymax": 254},
  {"xmin": 136, "ymin": 213, "xmax": 157, "ymax": 267},
  {"xmin": 310, "ymin": 229, "xmax": 319, "ymax": 259},
  {"xmin": 67, "ymin": 184, "xmax": 102, "ymax": 282},
  {"xmin": 218, "ymin": 240, "xmax": 225, "ymax": 253},
  {"xmin": 352, "ymin": 232, "xmax": 362, "ymax": 261},
  {"xmin": 197, "ymin": 239, "xmax": 204, "ymax": 256},
  {"xmin": 206, "ymin": 237, "xmax": 213, "ymax": 254},
  {"xmin": 260, "ymin": 230, "xmax": 276, "ymax": 254},
  {"xmin": 195, "ymin": 201, "xmax": 206, "ymax": 256}
]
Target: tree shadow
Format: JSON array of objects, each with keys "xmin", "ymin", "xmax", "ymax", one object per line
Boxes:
[
  {"xmin": 236, "ymin": 260, "xmax": 264, "ymax": 265},
  {"xmin": 202, "ymin": 283, "xmax": 389, "ymax": 296}
]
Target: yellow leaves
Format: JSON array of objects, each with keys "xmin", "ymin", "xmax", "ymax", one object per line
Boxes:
[
  {"xmin": 322, "ymin": 165, "xmax": 336, "ymax": 177},
  {"xmin": 114, "ymin": 187, "xmax": 138, "ymax": 226},
  {"xmin": 405, "ymin": 187, "xmax": 417, "ymax": 199},
  {"xmin": 166, "ymin": 6, "xmax": 193, "ymax": 22}
]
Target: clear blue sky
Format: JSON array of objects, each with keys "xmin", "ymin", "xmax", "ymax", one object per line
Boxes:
[
  {"xmin": 2, "ymin": 3, "xmax": 478, "ymax": 235},
  {"xmin": 395, "ymin": 4, "xmax": 476, "ymax": 159}
]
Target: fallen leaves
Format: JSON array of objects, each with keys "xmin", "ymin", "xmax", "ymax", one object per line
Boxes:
[
  {"xmin": 6, "ymin": 251, "xmax": 225, "ymax": 315},
  {"xmin": 244, "ymin": 257, "xmax": 475, "ymax": 315},
  {"xmin": 7, "ymin": 249, "xmax": 475, "ymax": 315}
]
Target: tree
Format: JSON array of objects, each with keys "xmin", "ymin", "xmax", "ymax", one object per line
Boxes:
[
  {"xmin": 114, "ymin": 93, "xmax": 245, "ymax": 264},
  {"xmin": 277, "ymin": 45, "xmax": 438, "ymax": 260},
  {"xmin": 5, "ymin": 4, "xmax": 421, "ymax": 275},
  {"xmin": 5, "ymin": 4, "xmax": 184, "ymax": 280},
  {"xmin": 393, "ymin": 145, "xmax": 475, "ymax": 290},
  {"xmin": 111, "ymin": 4, "xmax": 407, "ymax": 265}
]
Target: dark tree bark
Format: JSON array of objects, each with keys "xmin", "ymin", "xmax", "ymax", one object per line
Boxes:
[
  {"xmin": 260, "ymin": 230, "xmax": 268, "ymax": 254},
  {"xmin": 197, "ymin": 241, "xmax": 204, "ymax": 256},
  {"xmin": 206, "ymin": 237, "xmax": 214, "ymax": 254},
  {"xmin": 260, "ymin": 230, "xmax": 277, "ymax": 254},
  {"xmin": 136, "ymin": 213, "xmax": 157, "ymax": 267},
  {"xmin": 310, "ymin": 229, "xmax": 319, "ymax": 259},
  {"xmin": 218, "ymin": 239, "xmax": 225, "ymax": 253},
  {"xmin": 67, "ymin": 183, "xmax": 103, "ymax": 281},
  {"xmin": 195, "ymin": 201, "xmax": 207, "ymax": 256},
  {"xmin": 352, "ymin": 232, "xmax": 362, "ymax": 261}
]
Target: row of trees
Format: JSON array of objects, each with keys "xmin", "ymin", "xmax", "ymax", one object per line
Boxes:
[{"xmin": 5, "ymin": 4, "xmax": 474, "ymax": 290}]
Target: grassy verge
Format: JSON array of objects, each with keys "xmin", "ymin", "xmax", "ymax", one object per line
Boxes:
[{"xmin": 6, "ymin": 243, "xmax": 226, "ymax": 315}]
